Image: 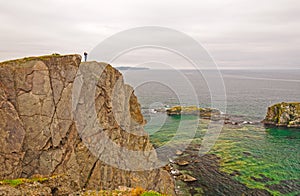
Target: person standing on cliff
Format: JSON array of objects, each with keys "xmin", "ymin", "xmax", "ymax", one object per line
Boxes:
[{"xmin": 84, "ymin": 52, "xmax": 88, "ymax": 62}]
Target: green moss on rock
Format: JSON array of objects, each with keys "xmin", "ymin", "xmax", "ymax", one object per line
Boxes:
[
  {"xmin": 263, "ymin": 102, "xmax": 300, "ymax": 128},
  {"xmin": 166, "ymin": 106, "xmax": 221, "ymax": 120},
  {"xmin": 0, "ymin": 177, "xmax": 48, "ymax": 187}
]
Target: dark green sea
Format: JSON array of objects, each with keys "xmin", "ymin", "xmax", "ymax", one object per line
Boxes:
[{"xmin": 121, "ymin": 69, "xmax": 300, "ymax": 195}]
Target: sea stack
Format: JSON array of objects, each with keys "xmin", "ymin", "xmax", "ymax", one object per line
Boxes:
[{"xmin": 263, "ymin": 102, "xmax": 300, "ymax": 128}]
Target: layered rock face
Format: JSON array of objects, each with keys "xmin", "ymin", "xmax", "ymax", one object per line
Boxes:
[
  {"xmin": 263, "ymin": 102, "xmax": 300, "ymax": 128},
  {"xmin": 0, "ymin": 55, "xmax": 174, "ymax": 194}
]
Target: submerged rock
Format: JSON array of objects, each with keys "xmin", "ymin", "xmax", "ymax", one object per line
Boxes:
[
  {"xmin": 250, "ymin": 174, "xmax": 273, "ymax": 183},
  {"xmin": 174, "ymin": 146, "xmax": 272, "ymax": 196},
  {"xmin": 175, "ymin": 150, "xmax": 183, "ymax": 156},
  {"xmin": 177, "ymin": 174, "xmax": 197, "ymax": 182},
  {"xmin": 263, "ymin": 102, "xmax": 300, "ymax": 128},
  {"xmin": 176, "ymin": 160, "xmax": 189, "ymax": 166},
  {"xmin": 0, "ymin": 54, "xmax": 174, "ymax": 195},
  {"xmin": 229, "ymin": 170, "xmax": 241, "ymax": 176},
  {"xmin": 266, "ymin": 179, "xmax": 300, "ymax": 195},
  {"xmin": 242, "ymin": 151, "xmax": 252, "ymax": 157}
]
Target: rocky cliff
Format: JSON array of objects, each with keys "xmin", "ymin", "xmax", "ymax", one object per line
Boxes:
[
  {"xmin": 263, "ymin": 102, "xmax": 300, "ymax": 128},
  {"xmin": 0, "ymin": 54, "xmax": 174, "ymax": 195}
]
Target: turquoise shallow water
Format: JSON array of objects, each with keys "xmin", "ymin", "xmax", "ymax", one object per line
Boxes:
[
  {"xmin": 121, "ymin": 69, "xmax": 300, "ymax": 195},
  {"xmin": 211, "ymin": 125, "xmax": 300, "ymax": 195},
  {"xmin": 145, "ymin": 114, "xmax": 300, "ymax": 195}
]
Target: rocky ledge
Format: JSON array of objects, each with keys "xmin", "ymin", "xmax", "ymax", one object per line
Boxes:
[
  {"xmin": 166, "ymin": 106, "xmax": 221, "ymax": 120},
  {"xmin": 263, "ymin": 102, "xmax": 300, "ymax": 128},
  {"xmin": 0, "ymin": 54, "xmax": 174, "ymax": 195}
]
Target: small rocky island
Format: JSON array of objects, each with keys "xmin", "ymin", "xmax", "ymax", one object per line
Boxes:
[
  {"xmin": 263, "ymin": 102, "xmax": 300, "ymax": 128},
  {"xmin": 166, "ymin": 106, "xmax": 221, "ymax": 120}
]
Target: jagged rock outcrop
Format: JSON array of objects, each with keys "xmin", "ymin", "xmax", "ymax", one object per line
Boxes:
[
  {"xmin": 0, "ymin": 54, "xmax": 174, "ymax": 195},
  {"xmin": 263, "ymin": 102, "xmax": 300, "ymax": 128}
]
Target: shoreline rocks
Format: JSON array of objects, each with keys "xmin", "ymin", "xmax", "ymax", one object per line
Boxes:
[
  {"xmin": 166, "ymin": 106, "xmax": 222, "ymax": 120},
  {"xmin": 263, "ymin": 102, "xmax": 300, "ymax": 128},
  {"xmin": 166, "ymin": 145, "xmax": 271, "ymax": 195},
  {"xmin": 164, "ymin": 106, "xmax": 264, "ymax": 126}
]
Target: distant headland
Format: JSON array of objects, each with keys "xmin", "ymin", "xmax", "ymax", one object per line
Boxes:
[{"xmin": 116, "ymin": 66, "xmax": 150, "ymax": 71}]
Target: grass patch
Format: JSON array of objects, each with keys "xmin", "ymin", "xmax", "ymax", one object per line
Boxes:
[
  {"xmin": 82, "ymin": 187, "xmax": 168, "ymax": 196},
  {"xmin": 141, "ymin": 190, "xmax": 165, "ymax": 196},
  {"xmin": 0, "ymin": 177, "xmax": 48, "ymax": 187}
]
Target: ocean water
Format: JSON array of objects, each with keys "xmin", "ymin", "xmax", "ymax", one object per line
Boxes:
[
  {"xmin": 121, "ymin": 69, "xmax": 300, "ymax": 195},
  {"xmin": 122, "ymin": 69, "xmax": 300, "ymax": 119}
]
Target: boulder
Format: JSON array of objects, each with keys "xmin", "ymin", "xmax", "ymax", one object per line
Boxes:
[
  {"xmin": 176, "ymin": 160, "xmax": 189, "ymax": 166},
  {"xmin": 177, "ymin": 174, "xmax": 197, "ymax": 182}
]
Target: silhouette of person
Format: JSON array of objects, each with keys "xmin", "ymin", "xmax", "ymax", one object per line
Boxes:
[{"xmin": 84, "ymin": 52, "xmax": 88, "ymax": 62}]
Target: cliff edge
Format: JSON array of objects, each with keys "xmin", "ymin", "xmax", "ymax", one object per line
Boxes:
[
  {"xmin": 0, "ymin": 54, "xmax": 174, "ymax": 195},
  {"xmin": 263, "ymin": 102, "xmax": 300, "ymax": 128}
]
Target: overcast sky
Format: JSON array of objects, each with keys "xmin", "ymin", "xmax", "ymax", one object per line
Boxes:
[{"xmin": 0, "ymin": 0, "xmax": 299, "ymax": 69}]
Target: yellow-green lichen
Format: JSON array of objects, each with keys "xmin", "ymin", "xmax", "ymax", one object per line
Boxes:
[
  {"xmin": 0, "ymin": 177, "xmax": 48, "ymax": 187},
  {"xmin": 0, "ymin": 54, "xmax": 80, "ymax": 66}
]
